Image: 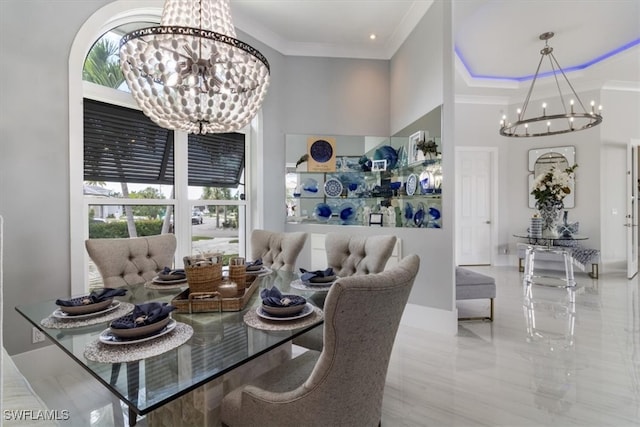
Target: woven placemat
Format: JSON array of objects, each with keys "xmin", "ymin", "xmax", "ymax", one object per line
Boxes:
[
  {"xmin": 41, "ymin": 302, "xmax": 135, "ymax": 329},
  {"xmin": 84, "ymin": 322, "xmax": 193, "ymax": 363},
  {"xmin": 144, "ymin": 280, "xmax": 187, "ymax": 290},
  {"xmin": 244, "ymin": 306, "xmax": 323, "ymax": 331}
]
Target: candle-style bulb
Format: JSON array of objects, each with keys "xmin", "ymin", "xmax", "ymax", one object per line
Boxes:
[
  {"xmin": 542, "ymin": 102, "xmax": 547, "ymax": 116},
  {"xmin": 547, "ymin": 121, "xmax": 551, "ymax": 132},
  {"xmin": 570, "ymin": 117, "xmax": 574, "ymax": 130},
  {"xmin": 570, "ymin": 99, "xmax": 574, "ymax": 114},
  {"xmin": 590, "ymin": 100, "xmax": 595, "ymax": 114}
]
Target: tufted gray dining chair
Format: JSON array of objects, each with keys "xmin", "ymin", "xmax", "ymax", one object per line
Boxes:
[
  {"xmin": 324, "ymin": 232, "xmax": 397, "ymax": 276},
  {"xmin": 85, "ymin": 234, "xmax": 176, "ymax": 288},
  {"xmin": 250, "ymin": 229, "xmax": 308, "ymax": 272},
  {"xmin": 293, "ymin": 232, "xmax": 397, "ymax": 351},
  {"xmin": 220, "ymin": 254, "xmax": 420, "ymax": 427}
]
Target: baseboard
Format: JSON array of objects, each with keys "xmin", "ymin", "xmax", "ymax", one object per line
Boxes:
[{"xmin": 401, "ymin": 303, "xmax": 458, "ymax": 335}]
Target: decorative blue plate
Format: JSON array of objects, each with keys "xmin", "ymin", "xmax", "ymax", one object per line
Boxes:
[
  {"xmin": 419, "ymin": 170, "xmax": 434, "ymax": 194},
  {"xmin": 314, "ymin": 203, "xmax": 332, "ymax": 222},
  {"xmin": 373, "ymin": 145, "xmax": 398, "ymax": 170},
  {"xmin": 406, "ymin": 174, "xmax": 418, "ymax": 196},
  {"xmin": 428, "ymin": 206, "xmax": 441, "ymax": 220},
  {"xmin": 404, "ymin": 202, "xmax": 414, "ymax": 220},
  {"xmin": 302, "ymin": 178, "xmax": 319, "ymax": 194},
  {"xmin": 309, "ymin": 139, "xmax": 333, "ymax": 163},
  {"xmin": 339, "ymin": 202, "xmax": 356, "ymax": 223},
  {"xmin": 324, "ymin": 178, "xmax": 343, "ymax": 198},
  {"xmin": 414, "ymin": 203, "xmax": 426, "ymax": 227}
]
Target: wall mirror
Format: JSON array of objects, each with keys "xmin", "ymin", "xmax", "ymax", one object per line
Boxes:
[{"xmin": 528, "ymin": 146, "xmax": 576, "ymax": 208}]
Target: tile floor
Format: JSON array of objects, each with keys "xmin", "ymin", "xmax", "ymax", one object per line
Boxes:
[{"xmin": 17, "ymin": 265, "xmax": 640, "ymax": 426}]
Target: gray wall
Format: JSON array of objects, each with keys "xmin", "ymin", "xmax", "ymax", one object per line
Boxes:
[{"xmin": 1, "ymin": 0, "xmax": 113, "ymax": 354}]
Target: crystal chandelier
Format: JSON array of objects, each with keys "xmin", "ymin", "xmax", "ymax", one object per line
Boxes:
[
  {"xmin": 119, "ymin": 0, "xmax": 270, "ymax": 134},
  {"xmin": 499, "ymin": 32, "xmax": 603, "ymax": 138}
]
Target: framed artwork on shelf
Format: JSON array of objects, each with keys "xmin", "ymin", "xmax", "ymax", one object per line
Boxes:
[
  {"xmin": 371, "ymin": 159, "xmax": 387, "ymax": 172},
  {"xmin": 369, "ymin": 213, "xmax": 383, "ymax": 226},
  {"xmin": 307, "ymin": 137, "xmax": 337, "ymax": 172},
  {"xmin": 409, "ymin": 130, "xmax": 426, "ymax": 164}
]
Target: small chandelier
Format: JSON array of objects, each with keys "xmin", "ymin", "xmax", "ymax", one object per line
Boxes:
[
  {"xmin": 499, "ymin": 32, "xmax": 603, "ymax": 138},
  {"xmin": 119, "ymin": 0, "xmax": 270, "ymax": 134}
]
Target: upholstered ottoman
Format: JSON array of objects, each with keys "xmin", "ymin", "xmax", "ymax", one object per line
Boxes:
[{"xmin": 456, "ymin": 267, "xmax": 496, "ymax": 321}]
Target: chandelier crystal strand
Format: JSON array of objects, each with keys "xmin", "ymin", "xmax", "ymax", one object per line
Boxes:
[
  {"xmin": 499, "ymin": 32, "xmax": 602, "ymax": 138},
  {"xmin": 119, "ymin": 0, "xmax": 270, "ymax": 134}
]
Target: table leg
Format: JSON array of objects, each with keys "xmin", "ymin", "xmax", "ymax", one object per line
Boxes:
[{"xmin": 127, "ymin": 362, "xmax": 140, "ymax": 427}]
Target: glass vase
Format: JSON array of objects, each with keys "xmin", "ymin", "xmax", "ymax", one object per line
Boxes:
[{"xmin": 537, "ymin": 200, "xmax": 563, "ymax": 238}]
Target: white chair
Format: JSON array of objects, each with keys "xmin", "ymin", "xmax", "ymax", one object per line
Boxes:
[{"xmin": 220, "ymin": 254, "xmax": 420, "ymax": 427}]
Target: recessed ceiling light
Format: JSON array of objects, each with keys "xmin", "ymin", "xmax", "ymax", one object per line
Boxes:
[{"xmin": 369, "ymin": 34, "xmax": 376, "ymax": 40}]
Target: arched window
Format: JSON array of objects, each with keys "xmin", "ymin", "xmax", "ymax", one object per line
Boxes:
[{"xmin": 70, "ymin": 3, "xmax": 252, "ymax": 293}]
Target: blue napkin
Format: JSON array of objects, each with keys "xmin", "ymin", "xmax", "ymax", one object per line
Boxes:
[
  {"xmin": 160, "ymin": 267, "xmax": 186, "ymax": 279},
  {"xmin": 55, "ymin": 288, "xmax": 127, "ymax": 307},
  {"xmin": 260, "ymin": 287, "xmax": 305, "ymax": 307},
  {"xmin": 246, "ymin": 259, "xmax": 263, "ymax": 271},
  {"xmin": 110, "ymin": 302, "xmax": 176, "ymax": 329},
  {"xmin": 299, "ymin": 267, "xmax": 334, "ymax": 283}
]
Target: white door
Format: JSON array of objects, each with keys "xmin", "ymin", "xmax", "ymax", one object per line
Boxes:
[
  {"xmin": 456, "ymin": 149, "xmax": 494, "ymax": 265},
  {"xmin": 627, "ymin": 140, "xmax": 639, "ymax": 279}
]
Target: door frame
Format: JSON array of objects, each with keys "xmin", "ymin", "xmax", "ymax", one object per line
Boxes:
[
  {"xmin": 455, "ymin": 146, "xmax": 499, "ymax": 266},
  {"xmin": 628, "ymin": 139, "xmax": 640, "ymax": 279}
]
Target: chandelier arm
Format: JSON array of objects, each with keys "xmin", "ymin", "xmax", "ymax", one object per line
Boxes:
[
  {"xmin": 548, "ymin": 52, "xmax": 589, "ymax": 113},
  {"xmin": 547, "ymin": 53, "xmax": 569, "ymax": 116},
  {"xmin": 519, "ymin": 53, "xmax": 546, "ymax": 119}
]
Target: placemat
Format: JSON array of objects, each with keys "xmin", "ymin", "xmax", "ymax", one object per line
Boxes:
[
  {"xmin": 244, "ymin": 306, "xmax": 324, "ymax": 331},
  {"xmin": 84, "ymin": 322, "xmax": 193, "ymax": 363},
  {"xmin": 41, "ymin": 302, "xmax": 135, "ymax": 329},
  {"xmin": 144, "ymin": 280, "xmax": 187, "ymax": 290}
]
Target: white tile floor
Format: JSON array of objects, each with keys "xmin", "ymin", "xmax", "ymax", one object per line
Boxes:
[{"xmin": 19, "ymin": 265, "xmax": 640, "ymax": 426}]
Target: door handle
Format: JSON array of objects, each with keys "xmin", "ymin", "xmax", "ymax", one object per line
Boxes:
[{"xmin": 485, "ymin": 221, "xmax": 491, "ymax": 224}]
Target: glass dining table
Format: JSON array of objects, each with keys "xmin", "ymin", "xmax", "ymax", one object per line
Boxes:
[{"xmin": 15, "ymin": 269, "xmax": 326, "ymax": 426}]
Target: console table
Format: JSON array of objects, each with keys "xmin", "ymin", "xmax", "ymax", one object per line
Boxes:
[{"xmin": 513, "ymin": 233, "xmax": 590, "ymax": 292}]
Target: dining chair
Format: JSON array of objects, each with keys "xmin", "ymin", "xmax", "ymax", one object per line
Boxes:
[
  {"xmin": 220, "ymin": 254, "xmax": 420, "ymax": 427},
  {"xmin": 293, "ymin": 232, "xmax": 397, "ymax": 351},
  {"xmin": 324, "ymin": 232, "xmax": 397, "ymax": 276},
  {"xmin": 85, "ymin": 234, "xmax": 177, "ymax": 288},
  {"xmin": 250, "ymin": 229, "xmax": 308, "ymax": 272}
]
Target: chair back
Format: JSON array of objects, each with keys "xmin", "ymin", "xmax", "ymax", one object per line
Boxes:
[
  {"xmin": 301, "ymin": 254, "xmax": 419, "ymax": 425},
  {"xmin": 325, "ymin": 232, "xmax": 396, "ymax": 276},
  {"xmin": 85, "ymin": 234, "xmax": 176, "ymax": 287},
  {"xmin": 250, "ymin": 230, "xmax": 308, "ymax": 272}
]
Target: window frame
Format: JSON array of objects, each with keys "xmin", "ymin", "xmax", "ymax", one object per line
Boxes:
[{"xmin": 69, "ymin": 5, "xmax": 256, "ymax": 294}]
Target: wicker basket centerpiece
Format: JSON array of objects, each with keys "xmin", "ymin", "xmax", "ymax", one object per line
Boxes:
[{"xmin": 183, "ymin": 253, "xmax": 223, "ymax": 293}]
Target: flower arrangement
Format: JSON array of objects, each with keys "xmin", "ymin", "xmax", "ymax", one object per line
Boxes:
[{"xmin": 531, "ymin": 164, "xmax": 578, "ymax": 208}]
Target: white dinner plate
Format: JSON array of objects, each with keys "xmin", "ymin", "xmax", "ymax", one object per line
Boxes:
[
  {"xmin": 52, "ymin": 301, "xmax": 121, "ymax": 319},
  {"xmin": 222, "ymin": 266, "xmax": 272, "ymax": 276},
  {"xmin": 152, "ymin": 276, "xmax": 187, "ymax": 285},
  {"xmin": 256, "ymin": 303, "xmax": 314, "ymax": 321},
  {"xmin": 290, "ymin": 279, "xmax": 334, "ymax": 292},
  {"xmin": 99, "ymin": 319, "xmax": 177, "ymax": 345},
  {"xmin": 246, "ymin": 266, "xmax": 272, "ymax": 276}
]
